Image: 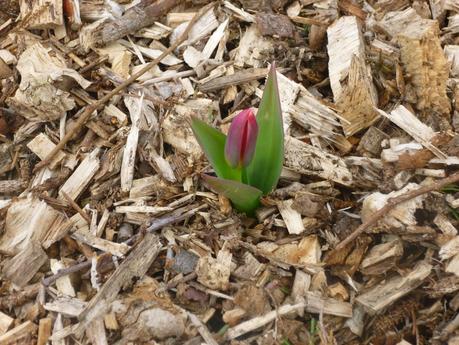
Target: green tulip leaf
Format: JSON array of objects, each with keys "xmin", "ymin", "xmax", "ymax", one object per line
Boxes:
[
  {"xmin": 246, "ymin": 63, "xmax": 284, "ymax": 194},
  {"xmin": 191, "ymin": 117, "xmax": 241, "ymax": 181},
  {"xmin": 202, "ymin": 174, "xmax": 262, "ymax": 214}
]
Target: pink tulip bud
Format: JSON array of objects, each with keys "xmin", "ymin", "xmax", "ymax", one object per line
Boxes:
[{"xmin": 225, "ymin": 108, "xmax": 258, "ymax": 168}]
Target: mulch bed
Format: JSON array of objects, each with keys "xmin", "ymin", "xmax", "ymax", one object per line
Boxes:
[{"xmin": 1, "ymin": 0, "xmax": 459, "ymax": 344}]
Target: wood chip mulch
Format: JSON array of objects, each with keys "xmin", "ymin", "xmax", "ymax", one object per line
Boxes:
[{"xmin": 2, "ymin": 0, "xmax": 459, "ymax": 344}]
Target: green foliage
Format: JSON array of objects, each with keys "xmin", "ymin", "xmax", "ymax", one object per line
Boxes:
[
  {"xmin": 202, "ymin": 175, "xmax": 262, "ymax": 214},
  {"xmin": 449, "ymin": 206, "xmax": 459, "ymax": 221},
  {"xmin": 191, "ymin": 64, "xmax": 284, "ymax": 215},
  {"xmin": 246, "ymin": 64, "xmax": 284, "ymax": 194},
  {"xmin": 191, "ymin": 118, "xmax": 241, "ymax": 181},
  {"xmin": 309, "ymin": 318, "xmax": 318, "ymax": 345},
  {"xmin": 281, "ymin": 338, "xmax": 293, "ymax": 345},
  {"xmin": 441, "ymin": 184, "xmax": 459, "ymax": 193},
  {"xmin": 217, "ymin": 324, "xmax": 229, "ymax": 336}
]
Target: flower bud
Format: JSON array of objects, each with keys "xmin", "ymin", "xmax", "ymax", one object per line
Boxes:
[{"xmin": 225, "ymin": 108, "xmax": 258, "ymax": 168}]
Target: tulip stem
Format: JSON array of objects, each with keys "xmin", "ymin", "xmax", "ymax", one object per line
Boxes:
[{"xmin": 241, "ymin": 167, "xmax": 248, "ymax": 185}]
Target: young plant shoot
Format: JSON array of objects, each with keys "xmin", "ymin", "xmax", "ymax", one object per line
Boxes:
[{"xmin": 191, "ymin": 64, "xmax": 283, "ymax": 214}]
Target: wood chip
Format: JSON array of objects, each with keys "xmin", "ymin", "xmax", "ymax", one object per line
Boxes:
[
  {"xmin": 0, "ymin": 321, "xmax": 37, "ymax": 344},
  {"xmin": 284, "ymin": 136, "xmax": 353, "ymax": 186},
  {"xmin": 0, "ymin": 311, "xmax": 13, "ymax": 335},
  {"xmin": 377, "ymin": 105, "xmax": 446, "ymax": 159},
  {"xmin": 27, "ymin": 133, "xmax": 66, "ymax": 169},
  {"xmin": 356, "ymin": 261, "xmax": 432, "ymax": 314},
  {"xmin": 277, "ymin": 199, "xmax": 305, "ymax": 235},
  {"xmin": 3, "ymin": 241, "xmax": 47, "ymax": 287},
  {"xmin": 327, "ymin": 16, "xmax": 379, "ymax": 136},
  {"xmin": 59, "ymin": 148, "xmax": 100, "ymax": 201},
  {"xmin": 378, "ymin": 8, "xmax": 450, "ymax": 117}
]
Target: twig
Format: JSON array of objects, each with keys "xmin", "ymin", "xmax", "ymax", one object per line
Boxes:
[
  {"xmin": 186, "ymin": 311, "xmax": 219, "ymax": 345},
  {"xmin": 85, "ymin": 0, "xmax": 180, "ymax": 49},
  {"xmin": 166, "ymin": 272, "xmax": 197, "ymax": 289},
  {"xmin": 124, "ymin": 203, "xmax": 207, "ymax": 245},
  {"xmin": 189, "ymin": 281, "xmax": 235, "ymax": 300},
  {"xmin": 42, "ymin": 260, "xmax": 92, "ymax": 287},
  {"xmin": 142, "ymin": 69, "xmax": 196, "ymax": 85},
  {"xmin": 199, "ymin": 66, "xmax": 288, "ymax": 92},
  {"xmin": 79, "ymin": 55, "xmax": 109, "ymax": 74},
  {"xmin": 225, "ymin": 302, "xmax": 306, "ymax": 340},
  {"xmin": 335, "ymin": 171, "xmax": 459, "ymax": 250},
  {"xmin": 0, "ymin": 179, "xmax": 26, "ymax": 194},
  {"xmin": 61, "ymin": 191, "xmax": 91, "ymax": 224},
  {"xmin": 33, "ymin": 2, "xmax": 215, "ymax": 172},
  {"xmin": 146, "ymin": 204, "xmax": 208, "ymax": 232},
  {"xmin": 237, "ymin": 240, "xmax": 322, "ymax": 274}
]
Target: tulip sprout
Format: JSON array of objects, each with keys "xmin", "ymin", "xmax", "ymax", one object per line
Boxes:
[{"xmin": 191, "ymin": 64, "xmax": 284, "ymax": 214}]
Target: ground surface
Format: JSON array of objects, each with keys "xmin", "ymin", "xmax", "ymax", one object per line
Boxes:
[{"xmin": 1, "ymin": 0, "xmax": 459, "ymax": 344}]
